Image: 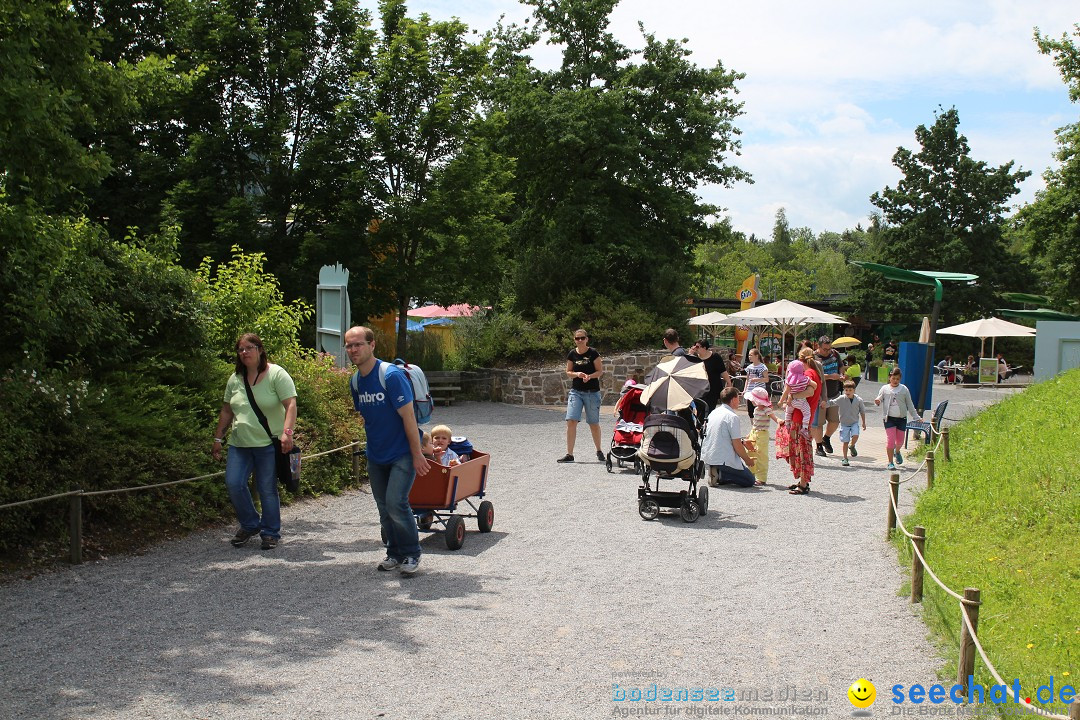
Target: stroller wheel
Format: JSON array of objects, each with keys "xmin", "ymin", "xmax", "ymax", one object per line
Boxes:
[
  {"xmin": 638, "ymin": 498, "xmax": 660, "ymax": 521},
  {"xmin": 605, "ymin": 454, "xmax": 613, "ymax": 473},
  {"xmin": 680, "ymin": 499, "xmax": 700, "ymax": 523},
  {"xmin": 697, "ymin": 486, "xmax": 709, "ymax": 517}
]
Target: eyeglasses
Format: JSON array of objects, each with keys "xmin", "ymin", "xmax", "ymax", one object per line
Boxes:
[
  {"xmin": 238, "ymin": 346, "xmax": 259, "ymax": 353},
  {"xmin": 574, "ymin": 336, "xmax": 588, "ymax": 341},
  {"xmin": 344, "ymin": 342, "xmax": 369, "ymax": 350}
]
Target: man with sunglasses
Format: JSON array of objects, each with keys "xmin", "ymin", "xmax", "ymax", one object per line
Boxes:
[{"xmin": 558, "ymin": 329, "xmax": 605, "ymax": 463}]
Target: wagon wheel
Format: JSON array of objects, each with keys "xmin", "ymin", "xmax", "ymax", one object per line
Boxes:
[
  {"xmin": 605, "ymin": 454, "xmax": 613, "ymax": 473},
  {"xmin": 477, "ymin": 501, "xmax": 494, "ymax": 533},
  {"xmin": 680, "ymin": 499, "xmax": 700, "ymax": 523},
  {"xmin": 445, "ymin": 515, "xmax": 466, "ymax": 550},
  {"xmin": 417, "ymin": 512, "xmax": 434, "ymax": 531},
  {"xmin": 697, "ymin": 486, "xmax": 709, "ymax": 517},
  {"xmin": 638, "ymin": 498, "xmax": 660, "ymax": 521}
]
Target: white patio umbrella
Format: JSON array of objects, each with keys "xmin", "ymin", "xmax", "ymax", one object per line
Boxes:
[
  {"xmin": 688, "ymin": 311, "xmax": 729, "ymax": 340},
  {"xmin": 688, "ymin": 310, "xmax": 728, "ymax": 327},
  {"xmin": 936, "ymin": 317, "xmax": 1035, "ymax": 357},
  {"xmin": 718, "ymin": 299, "xmax": 847, "ymax": 366}
]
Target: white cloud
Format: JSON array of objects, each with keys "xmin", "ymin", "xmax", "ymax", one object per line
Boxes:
[{"xmin": 362, "ymin": 0, "xmax": 1079, "ymax": 236}]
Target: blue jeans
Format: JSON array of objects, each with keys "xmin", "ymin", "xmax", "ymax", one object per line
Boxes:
[
  {"xmin": 713, "ymin": 463, "xmax": 757, "ymax": 487},
  {"xmin": 225, "ymin": 444, "xmax": 280, "ymax": 538},
  {"xmin": 367, "ymin": 453, "xmax": 421, "ymax": 561}
]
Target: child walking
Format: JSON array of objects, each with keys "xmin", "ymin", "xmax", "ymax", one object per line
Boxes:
[
  {"xmin": 874, "ymin": 367, "xmax": 920, "ymax": 470},
  {"xmin": 744, "ymin": 387, "xmax": 782, "ymax": 486},
  {"xmin": 744, "ymin": 348, "xmax": 769, "ymax": 419},
  {"xmin": 779, "ymin": 359, "xmax": 813, "ymax": 435},
  {"xmin": 835, "ymin": 380, "xmax": 866, "ymax": 466}
]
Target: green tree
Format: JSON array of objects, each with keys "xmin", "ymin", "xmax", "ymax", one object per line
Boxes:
[
  {"xmin": 0, "ymin": 0, "xmax": 132, "ymax": 209},
  {"xmin": 856, "ymin": 108, "xmax": 1030, "ymax": 320},
  {"xmin": 768, "ymin": 207, "xmax": 794, "ymax": 265},
  {"xmin": 349, "ymin": 0, "xmax": 513, "ymax": 357},
  {"xmin": 1010, "ymin": 26, "xmax": 1080, "ymax": 309},
  {"xmin": 491, "ymin": 0, "xmax": 749, "ymax": 318},
  {"xmin": 161, "ymin": 0, "xmax": 367, "ymax": 284}
]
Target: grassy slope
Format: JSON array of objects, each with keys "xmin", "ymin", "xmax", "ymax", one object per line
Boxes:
[{"xmin": 896, "ymin": 369, "xmax": 1079, "ymax": 714}]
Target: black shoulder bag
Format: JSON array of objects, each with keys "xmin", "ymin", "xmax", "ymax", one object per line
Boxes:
[{"xmin": 243, "ymin": 371, "xmax": 300, "ymax": 493}]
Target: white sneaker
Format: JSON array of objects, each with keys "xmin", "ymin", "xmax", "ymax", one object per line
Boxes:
[
  {"xmin": 377, "ymin": 556, "xmax": 400, "ymax": 571},
  {"xmin": 399, "ymin": 557, "xmax": 420, "ymax": 575}
]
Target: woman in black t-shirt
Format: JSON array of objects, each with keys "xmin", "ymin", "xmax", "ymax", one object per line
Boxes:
[{"xmin": 558, "ymin": 329, "xmax": 605, "ymax": 463}]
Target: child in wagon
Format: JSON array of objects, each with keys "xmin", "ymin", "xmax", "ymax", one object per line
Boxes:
[{"xmin": 430, "ymin": 424, "xmax": 462, "ymax": 466}]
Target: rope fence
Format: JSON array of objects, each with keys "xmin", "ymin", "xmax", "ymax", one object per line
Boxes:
[
  {"xmin": 0, "ymin": 440, "xmax": 366, "ymax": 564},
  {"xmin": 887, "ymin": 423, "xmax": 1077, "ymax": 720}
]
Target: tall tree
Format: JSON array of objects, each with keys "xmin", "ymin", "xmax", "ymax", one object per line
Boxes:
[
  {"xmin": 0, "ymin": 0, "xmax": 132, "ymax": 210},
  {"xmin": 490, "ymin": 0, "xmax": 749, "ymax": 317},
  {"xmin": 855, "ymin": 107, "xmax": 1030, "ymax": 320},
  {"xmin": 349, "ymin": 0, "xmax": 512, "ymax": 356},
  {"xmin": 1010, "ymin": 26, "xmax": 1080, "ymax": 309},
  {"xmin": 162, "ymin": 0, "xmax": 366, "ymax": 288}
]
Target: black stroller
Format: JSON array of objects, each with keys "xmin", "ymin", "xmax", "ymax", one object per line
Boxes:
[{"xmin": 635, "ymin": 406, "xmax": 708, "ymax": 522}]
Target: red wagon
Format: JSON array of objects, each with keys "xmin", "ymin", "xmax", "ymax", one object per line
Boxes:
[{"xmin": 409, "ymin": 451, "xmax": 493, "ymax": 550}]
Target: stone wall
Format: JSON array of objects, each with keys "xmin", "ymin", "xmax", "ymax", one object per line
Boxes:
[{"xmin": 458, "ymin": 350, "xmax": 669, "ymax": 406}]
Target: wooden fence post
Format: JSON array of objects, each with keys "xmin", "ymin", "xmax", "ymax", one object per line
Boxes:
[
  {"xmin": 352, "ymin": 440, "xmax": 361, "ymax": 483},
  {"xmin": 887, "ymin": 472, "xmax": 900, "ymax": 539},
  {"xmin": 68, "ymin": 492, "xmax": 82, "ymax": 565},
  {"xmin": 943, "ymin": 427, "xmax": 950, "ymax": 461},
  {"xmin": 957, "ymin": 587, "xmax": 981, "ymax": 693},
  {"xmin": 926, "ymin": 450, "xmax": 935, "ymax": 489},
  {"xmin": 911, "ymin": 526, "xmax": 926, "ymax": 603}
]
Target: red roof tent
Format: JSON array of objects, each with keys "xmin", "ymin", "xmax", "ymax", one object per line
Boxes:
[{"xmin": 406, "ymin": 304, "xmax": 485, "ymax": 318}]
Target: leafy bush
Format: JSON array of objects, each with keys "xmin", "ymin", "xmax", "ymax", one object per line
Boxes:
[
  {"xmin": 282, "ymin": 351, "xmax": 365, "ymax": 496},
  {"xmin": 196, "ymin": 246, "xmax": 313, "ymax": 360},
  {"xmin": 449, "ymin": 291, "xmax": 674, "ymax": 368},
  {"xmin": 0, "ymin": 224, "xmax": 363, "ymax": 562}
]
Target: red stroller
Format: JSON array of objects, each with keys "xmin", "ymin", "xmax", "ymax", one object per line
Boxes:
[{"xmin": 606, "ymin": 383, "xmax": 648, "ymax": 473}]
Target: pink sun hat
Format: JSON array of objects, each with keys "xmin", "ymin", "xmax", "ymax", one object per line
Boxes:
[{"xmin": 743, "ymin": 386, "xmax": 772, "ymax": 408}]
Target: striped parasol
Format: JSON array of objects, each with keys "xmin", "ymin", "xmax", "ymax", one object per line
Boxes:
[{"xmin": 641, "ymin": 355, "xmax": 710, "ymax": 411}]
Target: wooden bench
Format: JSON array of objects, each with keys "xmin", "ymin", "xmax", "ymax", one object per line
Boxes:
[{"xmin": 426, "ymin": 371, "xmax": 462, "ymax": 406}]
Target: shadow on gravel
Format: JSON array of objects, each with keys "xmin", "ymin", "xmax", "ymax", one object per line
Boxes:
[
  {"xmin": 418, "ymin": 530, "xmax": 507, "ymax": 557},
  {"xmin": 1, "ymin": 533, "xmax": 490, "ymax": 720}
]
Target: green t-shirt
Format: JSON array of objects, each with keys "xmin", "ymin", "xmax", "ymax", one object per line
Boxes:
[
  {"xmin": 223, "ymin": 364, "xmax": 297, "ymax": 448},
  {"xmin": 845, "ymin": 363, "xmax": 861, "ymax": 379}
]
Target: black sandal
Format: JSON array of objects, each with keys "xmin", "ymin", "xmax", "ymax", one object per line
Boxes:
[
  {"xmin": 789, "ymin": 483, "xmax": 810, "ymax": 495},
  {"xmin": 787, "ymin": 483, "xmax": 800, "ymax": 491}
]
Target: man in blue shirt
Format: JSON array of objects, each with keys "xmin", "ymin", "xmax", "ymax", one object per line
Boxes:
[{"xmin": 346, "ymin": 326, "xmax": 430, "ymax": 575}]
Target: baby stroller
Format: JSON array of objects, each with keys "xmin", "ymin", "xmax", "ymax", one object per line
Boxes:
[
  {"xmin": 606, "ymin": 383, "xmax": 648, "ymax": 473},
  {"xmin": 636, "ymin": 409, "xmax": 708, "ymax": 523}
]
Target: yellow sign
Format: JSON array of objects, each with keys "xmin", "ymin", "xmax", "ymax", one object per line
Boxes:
[
  {"xmin": 735, "ymin": 274, "xmax": 760, "ymax": 356},
  {"xmin": 737, "ymin": 275, "xmax": 760, "ymax": 310}
]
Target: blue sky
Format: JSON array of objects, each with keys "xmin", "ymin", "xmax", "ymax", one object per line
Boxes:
[{"xmin": 360, "ymin": 0, "xmax": 1079, "ymax": 238}]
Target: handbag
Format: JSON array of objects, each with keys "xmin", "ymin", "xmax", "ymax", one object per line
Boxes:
[{"xmin": 243, "ymin": 372, "xmax": 300, "ymax": 493}]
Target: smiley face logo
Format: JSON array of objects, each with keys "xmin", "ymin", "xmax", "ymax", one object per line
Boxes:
[{"xmin": 848, "ymin": 678, "xmax": 876, "ymax": 709}]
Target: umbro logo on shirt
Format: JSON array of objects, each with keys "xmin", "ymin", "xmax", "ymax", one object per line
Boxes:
[{"xmin": 355, "ymin": 390, "xmax": 386, "ymax": 403}]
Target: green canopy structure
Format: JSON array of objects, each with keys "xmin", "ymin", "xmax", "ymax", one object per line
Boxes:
[
  {"xmin": 850, "ymin": 261, "xmax": 979, "ymax": 413},
  {"xmin": 997, "ymin": 308, "xmax": 1080, "ymax": 322}
]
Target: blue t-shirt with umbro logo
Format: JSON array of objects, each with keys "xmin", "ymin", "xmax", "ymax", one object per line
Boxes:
[{"xmin": 351, "ymin": 360, "xmax": 414, "ymax": 464}]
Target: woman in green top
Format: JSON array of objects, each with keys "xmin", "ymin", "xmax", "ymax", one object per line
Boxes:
[{"xmin": 212, "ymin": 333, "xmax": 297, "ymax": 549}]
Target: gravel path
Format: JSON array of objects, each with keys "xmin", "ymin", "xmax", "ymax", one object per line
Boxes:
[{"xmin": 0, "ymin": 382, "xmax": 1019, "ymax": 720}]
